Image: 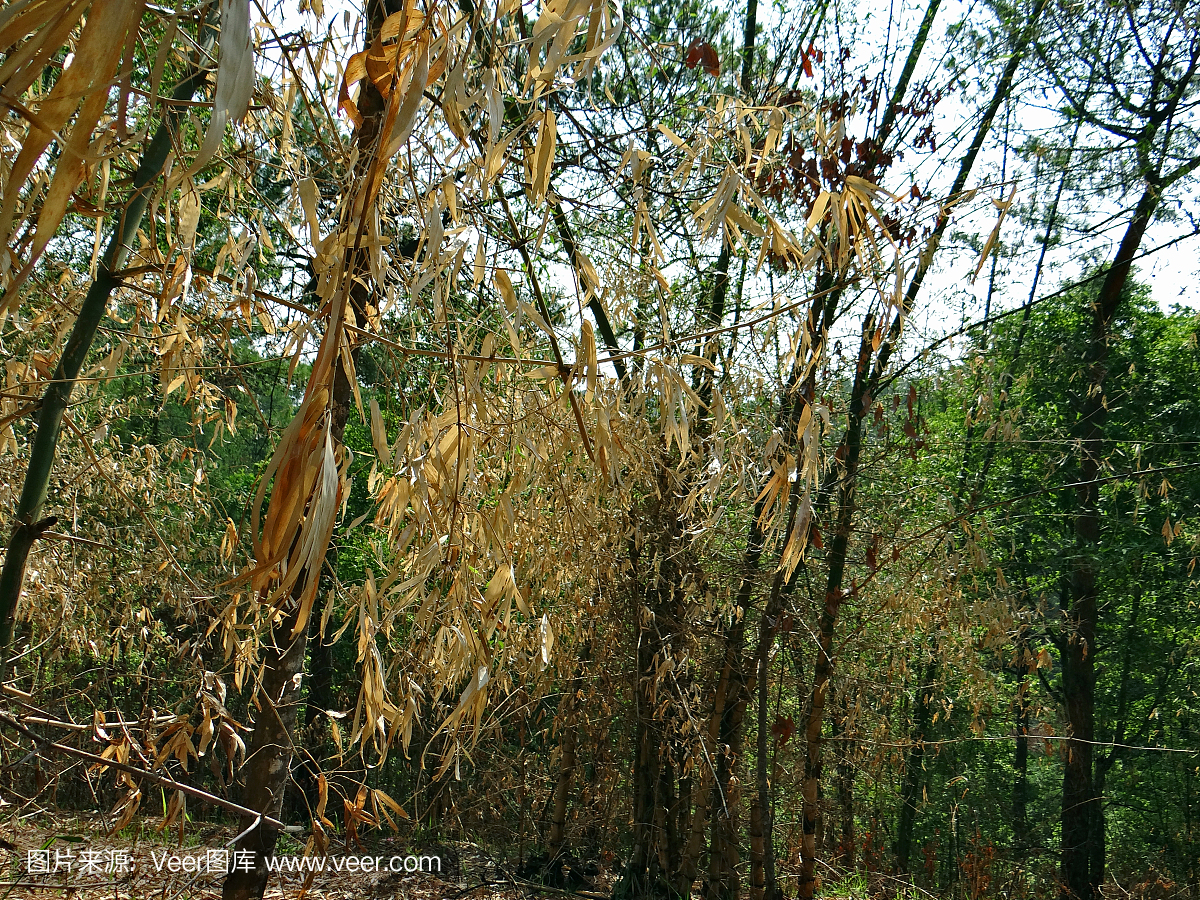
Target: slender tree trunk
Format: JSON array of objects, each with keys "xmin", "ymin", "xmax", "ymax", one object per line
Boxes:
[
  {"xmin": 676, "ymin": 754, "xmax": 714, "ymax": 895},
  {"xmin": 622, "ymin": 0, "xmax": 762, "ymax": 886},
  {"xmin": 708, "ymin": 630, "xmax": 748, "ymax": 900},
  {"xmin": 697, "ymin": 0, "xmax": 764, "ymax": 879},
  {"xmin": 658, "ymin": 752, "xmax": 683, "ymax": 879},
  {"xmin": 712, "ymin": 271, "xmax": 832, "ymax": 900},
  {"xmin": 303, "ymin": 589, "xmax": 338, "ymax": 736},
  {"xmin": 221, "ymin": 598, "xmax": 311, "ymax": 900},
  {"xmin": 798, "ymin": 315, "xmax": 874, "ymax": 900},
  {"xmin": 224, "ymin": 263, "xmax": 370, "ymax": 900},
  {"xmin": 0, "ymin": 24, "xmax": 217, "ymax": 671},
  {"xmin": 548, "ymin": 725, "xmax": 580, "ymax": 859},
  {"xmin": 750, "ymin": 797, "xmax": 766, "ymax": 900},
  {"xmin": 751, "ymin": 475, "xmax": 813, "ymax": 900},
  {"xmin": 294, "ymin": 352, "xmax": 348, "ymax": 814},
  {"xmin": 1013, "ymin": 665, "xmax": 1031, "ymax": 861},
  {"xmin": 896, "ymin": 657, "xmax": 938, "ymax": 874},
  {"xmin": 754, "ymin": 587, "xmax": 782, "ymax": 900},
  {"xmin": 1184, "ymin": 716, "xmax": 1198, "ymax": 900},
  {"xmin": 675, "ymin": 656, "xmax": 731, "ymax": 897},
  {"xmin": 1053, "ymin": 19, "xmax": 1200, "ymax": 892},
  {"xmin": 743, "ymin": 1, "xmax": 952, "ymax": 890},
  {"xmin": 621, "ymin": 468, "xmax": 688, "ymax": 898},
  {"xmin": 696, "ymin": 243, "xmax": 730, "ymax": 419},
  {"xmin": 223, "ymin": 3, "xmax": 390, "ymax": 895},
  {"xmin": 1083, "ymin": 576, "xmax": 1141, "ymax": 895},
  {"xmin": 834, "ymin": 691, "xmax": 856, "ymax": 870},
  {"xmin": 828, "ymin": 690, "xmax": 846, "ymax": 868},
  {"xmin": 1060, "ymin": 583, "xmax": 1096, "ymax": 900},
  {"xmin": 1060, "ymin": 179, "xmax": 1157, "ymax": 900},
  {"xmin": 626, "ymin": 561, "xmax": 663, "ymax": 896},
  {"xmin": 1088, "ymin": 761, "xmax": 1109, "ymax": 894},
  {"xmin": 550, "ymin": 202, "xmax": 627, "ymax": 385},
  {"xmin": 294, "ymin": 580, "xmax": 337, "ymax": 813},
  {"xmin": 549, "ymin": 638, "xmax": 590, "ymax": 859},
  {"xmin": 793, "ymin": 9, "xmax": 1048, "ymax": 889}
]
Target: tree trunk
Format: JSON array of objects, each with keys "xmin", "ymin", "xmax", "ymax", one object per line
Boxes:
[
  {"xmin": 0, "ymin": 23, "xmax": 217, "ymax": 671},
  {"xmin": 675, "ymin": 658, "xmax": 731, "ymax": 897},
  {"xmin": 695, "ymin": 243, "xmax": 730, "ymax": 422},
  {"xmin": 708, "ymin": 653, "xmax": 748, "ymax": 900},
  {"xmin": 754, "ymin": 590, "xmax": 782, "ymax": 900},
  {"xmin": 750, "ymin": 797, "xmax": 765, "ymax": 900},
  {"xmin": 550, "ymin": 202, "xmax": 627, "ymax": 385},
  {"xmin": 303, "ymin": 589, "xmax": 338, "ymax": 736},
  {"xmin": 896, "ymin": 657, "xmax": 938, "ymax": 874},
  {"xmin": 798, "ymin": 315, "xmax": 874, "ymax": 900},
  {"xmin": 223, "ymin": 3, "xmax": 391, "ymax": 895},
  {"xmin": 294, "ymin": 581, "xmax": 337, "ymax": 814},
  {"xmin": 696, "ymin": 0, "xmax": 764, "ymax": 879},
  {"xmin": 1088, "ymin": 762, "xmax": 1108, "ymax": 895},
  {"xmin": 834, "ymin": 691, "xmax": 856, "ymax": 870},
  {"xmin": 294, "ymin": 334, "xmax": 349, "ymax": 815},
  {"xmin": 548, "ymin": 719, "xmax": 580, "ymax": 859},
  {"xmin": 620, "ymin": 470, "xmax": 687, "ymax": 898},
  {"xmin": 658, "ymin": 752, "xmax": 683, "ymax": 880},
  {"xmin": 548, "ymin": 638, "xmax": 590, "ymax": 858},
  {"xmin": 1013, "ymin": 670, "xmax": 1031, "ymax": 861},
  {"xmin": 1060, "ymin": 588, "xmax": 1097, "ymax": 900},
  {"xmin": 1060, "ymin": 178, "xmax": 1157, "ymax": 900},
  {"xmin": 221, "ymin": 600, "xmax": 310, "ymax": 900},
  {"xmin": 791, "ymin": 4, "xmax": 1048, "ymax": 889},
  {"xmin": 626, "ymin": 571, "xmax": 663, "ymax": 896},
  {"xmin": 1184, "ymin": 717, "xmax": 1198, "ymax": 900},
  {"xmin": 224, "ymin": 242, "xmax": 371, "ymax": 900},
  {"xmin": 1055, "ymin": 18, "xmax": 1200, "ymax": 889}
]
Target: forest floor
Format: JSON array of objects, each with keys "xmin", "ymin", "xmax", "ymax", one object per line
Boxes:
[{"xmin": 0, "ymin": 813, "xmax": 615, "ymax": 900}]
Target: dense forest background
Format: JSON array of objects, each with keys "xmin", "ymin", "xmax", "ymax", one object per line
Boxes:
[{"xmin": 0, "ymin": 0, "xmax": 1197, "ymax": 898}]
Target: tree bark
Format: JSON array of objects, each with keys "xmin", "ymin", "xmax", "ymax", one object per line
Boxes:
[
  {"xmin": 294, "ymin": 579, "xmax": 337, "ymax": 815},
  {"xmin": 620, "ymin": 467, "xmax": 688, "ymax": 898},
  {"xmin": 658, "ymin": 751, "xmax": 684, "ymax": 881},
  {"xmin": 708, "ymin": 642, "xmax": 748, "ymax": 900},
  {"xmin": 754, "ymin": 580, "xmax": 784, "ymax": 900},
  {"xmin": 896, "ymin": 656, "xmax": 938, "ymax": 874},
  {"xmin": 223, "ymin": 230, "xmax": 372, "ymax": 900},
  {"xmin": 834, "ymin": 691, "xmax": 856, "ymax": 870},
  {"xmin": 223, "ymin": 3, "xmax": 392, "ymax": 896},
  {"xmin": 696, "ymin": 0, "xmax": 767, "ymax": 889},
  {"xmin": 221, "ymin": 599, "xmax": 310, "ymax": 900},
  {"xmin": 675, "ymin": 655, "xmax": 731, "ymax": 897},
  {"xmin": 798, "ymin": 315, "xmax": 874, "ymax": 900},
  {"xmin": 1060, "ymin": 179, "xmax": 1157, "ymax": 900},
  {"xmin": 1013, "ymin": 653, "xmax": 1031, "ymax": 862},
  {"xmin": 626, "ymin": 565, "xmax": 663, "ymax": 897},
  {"xmin": 548, "ymin": 638, "xmax": 590, "ymax": 858},
  {"xmin": 1048, "ymin": 13, "xmax": 1200, "ymax": 893},
  {"xmin": 750, "ymin": 796, "xmax": 765, "ymax": 900}
]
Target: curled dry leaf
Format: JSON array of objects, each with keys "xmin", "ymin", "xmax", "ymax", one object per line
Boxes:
[{"xmin": 685, "ymin": 38, "xmax": 720, "ymax": 77}]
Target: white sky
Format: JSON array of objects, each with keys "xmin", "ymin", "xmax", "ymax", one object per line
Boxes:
[{"xmin": 252, "ymin": 0, "xmax": 1200, "ymax": 370}]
